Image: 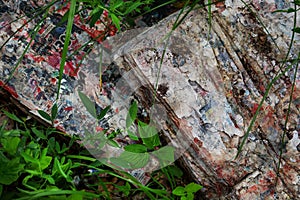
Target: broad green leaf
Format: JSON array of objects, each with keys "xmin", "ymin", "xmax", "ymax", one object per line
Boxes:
[
  {"xmin": 78, "ymin": 90, "xmax": 97, "ymax": 118},
  {"xmin": 184, "ymin": 182, "xmax": 203, "ymax": 193},
  {"xmin": 1, "ymin": 137, "xmax": 20, "ymax": 155},
  {"xmin": 152, "ymin": 146, "xmax": 175, "ymax": 166},
  {"xmin": 0, "ymin": 157, "xmax": 24, "ymax": 185},
  {"xmin": 38, "ymin": 110, "xmax": 52, "ymax": 121},
  {"xmin": 124, "ymin": 144, "xmax": 147, "ymax": 153},
  {"xmin": 110, "ymin": 13, "xmax": 121, "ymax": 30},
  {"xmin": 126, "ymin": 101, "xmax": 138, "ymax": 128},
  {"xmin": 2, "ymin": 110, "xmax": 23, "ymax": 124},
  {"xmin": 112, "ymin": 151, "xmax": 150, "ymax": 169},
  {"xmin": 294, "ymin": 0, "xmax": 300, "ymax": 6},
  {"xmin": 31, "ymin": 127, "xmax": 47, "ymax": 140},
  {"xmin": 51, "ymin": 103, "xmax": 58, "ymax": 120},
  {"xmin": 172, "ymin": 186, "xmax": 185, "ymax": 196},
  {"xmin": 97, "ymin": 105, "xmax": 110, "ymax": 120}
]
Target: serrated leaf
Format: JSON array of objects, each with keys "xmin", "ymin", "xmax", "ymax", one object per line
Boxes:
[
  {"xmin": 38, "ymin": 110, "xmax": 52, "ymax": 121},
  {"xmin": 172, "ymin": 186, "xmax": 185, "ymax": 196},
  {"xmin": 126, "ymin": 101, "xmax": 138, "ymax": 128},
  {"xmin": 78, "ymin": 90, "xmax": 97, "ymax": 118},
  {"xmin": 97, "ymin": 105, "xmax": 110, "ymax": 120},
  {"xmin": 185, "ymin": 182, "xmax": 203, "ymax": 193},
  {"xmin": 124, "ymin": 144, "xmax": 147, "ymax": 153},
  {"xmin": 292, "ymin": 27, "xmax": 300, "ymax": 33},
  {"xmin": 2, "ymin": 110, "xmax": 23, "ymax": 124},
  {"xmin": 51, "ymin": 103, "xmax": 58, "ymax": 120}
]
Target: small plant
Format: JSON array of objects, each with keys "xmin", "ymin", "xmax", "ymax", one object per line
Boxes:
[
  {"xmin": 172, "ymin": 182, "xmax": 202, "ymax": 200},
  {"xmin": 79, "ymin": 91, "xmax": 175, "ymax": 170}
]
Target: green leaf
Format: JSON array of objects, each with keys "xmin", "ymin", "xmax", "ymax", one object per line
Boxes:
[
  {"xmin": 186, "ymin": 193, "xmax": 194, "ymax": 200},
  {"xmin": 110, "ymin": 13, "xmax": 121, "ymax": 30},
  {"xmin": 110, "ymin": 0, "xmax": 124, "ymax": 10},
  {"xmin": 67, "ymin": 193, "xmax": 84, "ymax": 200},
  {"xmin": 41, "ymin": 174, "xmax": 55, "ymax": 185},
  {"xmin": 1, "ymin": 137, "xmax": 20, "ymax": 155},
  {"xmin": 54, "ymin": 157, "xmax": 68, "ymax": 179},
  {"xmin": 111, "ymin": 151, "xmax": 150, "ymax": 169},
  {"xmin": 89, "ymin": 7, "xmax": 103, "ymax": 28},
  {"xmin": 39, "ymin": 148, "xmax": 52, "ymax": 170},
  {"xmin": 38, "ymin": 110, "xmax": 52, "ymax": 121},
  {"xmin": 292, "ymin": 27, "xmax": 300, "ymax": 33},
  {"xmin": 20, "ymin": 151, "xmax": 39, "ymax": 165},
  {"xmin": 107, "ymin": 139, "xmax": 120, "ymax": 148},
  {"xmin": 97, "ymin": 105, "xmax": 110, "ymax": 120},
  {"xmin": 0, "ymin": 157, "xmax": 24, "ymax": 185},
  {"xmin": 31, "ymin": 127, "xmax": 47, "ymax": 140},
  {"xmin": 127, "ymin": 129, "xmax": 139, "ymax": 141},
  {"xmin": 138, "ymin": 121, "xmax": 160, "ymax": 149},
  {"xmin": 172, "ymin": 186, "xmax": 185, "ymax": 196},
  {"xmin": 51, "ymin": 103, "xmax": 58, "ymax": 120},
  {"xmin": 124, "ymin": 144, "xmax": 147, "ymax": 153},
  {"xmin": 167, "ymin": 165, "xmax": 183, "ymax": 178},
  {"xmin": 152, "ymin": 146, "xmax": 174, "ymax": 166},
  {"xmin": 126, "ymin": 101, "xmax": 138, "ymax": 128},
  {"xmin": 78, "ymin": 90, "xmax": 97, "ymax": 118},
  {"xmin": 2, "ymin": 110, "xmax": 23, "ymax": 124},
  {"xmin": 185, "ymin": 182, "xmax": 203, "ymax": 193},
  {"xmin": 294, "ymin": 0, "xmax": 300, "ymax": 6}
]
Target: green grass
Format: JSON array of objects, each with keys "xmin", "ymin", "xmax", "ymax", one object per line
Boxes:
[
  {"xmin": 0, "ymin": 0, "xmax": 299, "ymax": 198},
  {"xmin": 0, "ymin": 106, "xmax": 202, "ymax": 199}
]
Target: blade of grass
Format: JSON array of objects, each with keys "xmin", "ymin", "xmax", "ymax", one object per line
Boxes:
[
  {"xmin": 235, "ymin": 58, "xmax": 299, "ymax": 159},
  {"xmin": 235, "ymin": 1, "xmax": 299, "ymax": 159},
  {"xmin": 276, "ymin": 1, "xmax": 299, "ymax": 182},
  {"xmin": 56, "ymin": 0, "xmax": 77, "ymax": 100}
]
